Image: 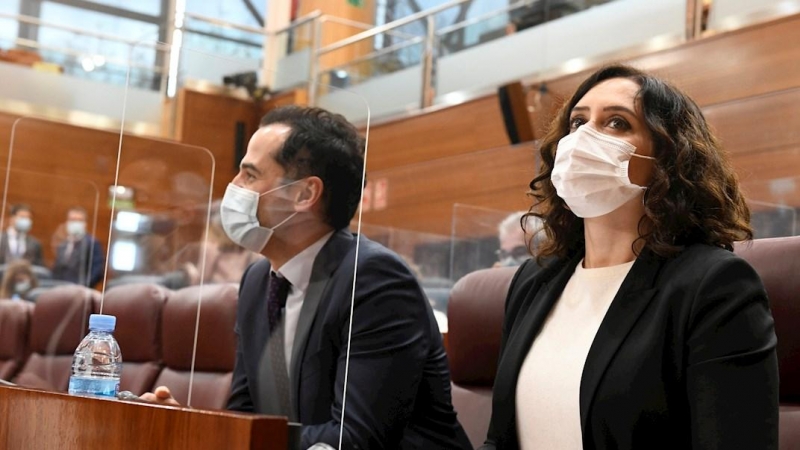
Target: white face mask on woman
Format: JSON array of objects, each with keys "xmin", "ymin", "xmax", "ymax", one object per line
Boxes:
[
  {"xmin": 551, "ymin": 125, "xmax": 655, "ymax": 218},
  {"xmin": 219, "ymin": 180, "xmax": 301, "ymax": 253}
]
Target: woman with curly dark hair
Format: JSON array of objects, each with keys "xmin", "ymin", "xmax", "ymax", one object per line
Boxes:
[{"xmin": 481, "ymin": 65, "xmax": 778, "ymax": 450}]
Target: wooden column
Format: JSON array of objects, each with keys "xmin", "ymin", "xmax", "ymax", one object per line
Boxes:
[{"xmin": 298, "ymin": 0, "xmax": 376, "ymax": 73}]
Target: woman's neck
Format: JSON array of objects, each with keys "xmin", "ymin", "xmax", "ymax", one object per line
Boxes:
[{"xmin": 582, "ymin": 196, "xmax": 647, "ymax": 268}]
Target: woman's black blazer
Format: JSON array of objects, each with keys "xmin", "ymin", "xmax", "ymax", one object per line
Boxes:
[{"xmin": 480, "ymin": 244, "xmax": 779, "ymax": 449}]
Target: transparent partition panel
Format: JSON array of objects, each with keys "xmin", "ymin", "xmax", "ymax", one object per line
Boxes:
[
  {"xmin": 273, "ymin": 20, "xmax": 316, "ymax": 91},
  {"xmin": 703, "ymin": 86, "xmax": 800, "ymax": 238},
  {"xmin": 450, "ymin": 203, "xmax": 544, "ymax": 284},
  {"xmin": 315, "ymin": 31, "xmax": 424, "ymax": 123},
  {"xmin": 359, "ymin": 223, "xmax": 451, "ymax": 331},
  {"xmin": 362, "ymin": 143, "xmax": 538, "ymax": 318},
  {"xmin": 741, "ymin": 177, "xmax": 800, "ymax": 238},
  {"xmin": 107, "ymin": 138, "xmax": 214, "ymax": 291},
  {"xmin": 181, "ymin": 15, "xmax": 263, "ymax": 90},
  {"xmin": 0, "ymin": 167, "xmax": 100, "ymax": 290},
  {"xmin": 2, "ymin": 116, "xmax": 116, "ymax": 393}
]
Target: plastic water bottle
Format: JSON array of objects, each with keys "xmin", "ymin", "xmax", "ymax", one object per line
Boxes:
[{"xmin": 68, "ymin": 314, "xmax": 122, "ymax": 398}]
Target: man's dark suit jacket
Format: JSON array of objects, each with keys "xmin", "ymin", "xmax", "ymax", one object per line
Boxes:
[
  {"xmin": 52, "ymin": 235, "xmax": 105, "ymax": 286},
  {"xmin": 481, "ymin": 244, "xmax": 779, "ymax": 450},
  {"xmin": 227, "ymin": 229, "xmax": 471, "ymax": 450},
  {"xmin": 0, "ymin": 231, "xmax": 44, "ymax": 266}
]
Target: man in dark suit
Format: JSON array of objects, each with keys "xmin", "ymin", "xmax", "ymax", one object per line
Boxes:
[
  {"xmin": 0, "ymin": 203, "xmax": 44, "ymax": 267},
  {"xmin": 52, "ymin": 207, "xmax": 105, "ymax": 287},
  {"xmin": 146, "ymin": 106, "xmax": 470, "ymax": 449}
]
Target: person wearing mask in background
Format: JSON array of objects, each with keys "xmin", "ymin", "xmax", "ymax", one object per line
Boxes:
[
  {"xmin": 494, "ymin": 211, "xmax": 544, "ymax": 268},
  {"xmin": 481, "ymin": 65, "xmax": 778, "ymax": 449},
  {"xmin": 179, "ymin": 200, "xmax": 263, "ymax": 285},
  {"xmin": 0, "ymin": 204, "xmax": 44, "ymax": 267},
  {"xmin": 52, "ymin": 207, "xmax": 105, "ymax": 287},
  {"xmin": 142, "ymin": 106, "xmax": 471, "ymax": 449},
  {"xmin": 0, "ymin": 259, "xmax": 38, "ymax": 300}
]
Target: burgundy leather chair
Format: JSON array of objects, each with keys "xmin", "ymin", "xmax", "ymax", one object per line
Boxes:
[
  {"xmin": 447, "ymin": 267, "xmax": 517, "ymax": 449},
  {"xmin": 13, "ymin": 285, "xmax": 99, "ymax": 391},
  {"xmin": 152, "ymin": 283, "xmax": 238, "ymax": 410},
  {"xmin": 0, "ymin": 300, "xmax": 34, "ymax": 380},
  {"xmin": 98, "ymin": 283, "xmax": 168, "ymax": 395},
  {"xmin": 734, "ymin": 236, "xmax": 800, "ymax": 450}
]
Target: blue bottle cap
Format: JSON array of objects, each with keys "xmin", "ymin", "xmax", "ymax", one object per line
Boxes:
[{"xmin": 89, "ymin": 314, "xmax": 116, "ymax": 332}]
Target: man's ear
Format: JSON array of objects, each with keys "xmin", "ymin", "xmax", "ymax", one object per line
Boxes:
[{"xmin": 295, "ymin": 176, "xmax": 324, "ymax": 212}]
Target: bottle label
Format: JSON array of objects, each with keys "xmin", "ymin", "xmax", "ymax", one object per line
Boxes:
[{"xmin": 68, "ymin": 376, "xmax": 120, "ymax": 398}]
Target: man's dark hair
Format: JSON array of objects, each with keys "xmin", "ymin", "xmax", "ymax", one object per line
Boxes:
[
  {"xmin": 67, "ymin": 206, "xmax": 88, "ymax": 219},
  {"xmin": 261, "ymin": 106, "xmax": 365, "ymax": 230},
  {"xmin": 10, "ymin": 204, "xmax": 31, "ymax": 216}
]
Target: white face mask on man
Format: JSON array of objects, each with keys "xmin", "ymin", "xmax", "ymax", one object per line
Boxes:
[
  {"xmin": 14, "ymin": 217, "xmax": 32, "ymax": 233},
  {"xmin": 66, "ymin": 220, "xmax": 86, "ymax": 238},
  {"xmin": 551, "ymin": 125, "xmax": 655, "ymax": 218},
  {"xmin": 219, "ymin": 180, "xmax": 301, "ymax": 253}
]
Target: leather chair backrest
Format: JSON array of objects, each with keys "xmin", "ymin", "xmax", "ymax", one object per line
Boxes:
[
  {"xmin": 734, "ymin": 236, "xmax": 800, "ymax": 450},
  {"xmin": 152, "ymin": 283, "xmax": 238, "ymax": 410},
  {"xmin": 0, "ymin": 300, "xmax": 34, "ymax": 380},
  {"xmin": 98, "ymin": 283, "xmax": 168, "ymax": 395},
  {"xmin": 13, "ymin": 285, "xmax": 98, "ymax": 391},
  {"xmin": 734, "ymin": 236, "xmax": 800, "ymax": 403},
  {"xmin": 447, "ymin": 267, "xmax": 517, "ymax": 448}
]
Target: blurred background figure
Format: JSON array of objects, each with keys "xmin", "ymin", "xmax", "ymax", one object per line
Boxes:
[
  {"xmin": 179, "ymin": 200, "xmax": 262, "ymax": 285},
  {"xmin": 0, "ymin": 260, "xmax": 39, "ymax": 301},
  {"xmin": 0, "ymin": 204, "xmax": 44, "ymax": 267},
  {"xmin": 495, "ymin": 211, "xmax": 543, "ymax": 267},
  {"xmin": 52, "ymin": 207, "xmax": 105, "ymax": 287}
]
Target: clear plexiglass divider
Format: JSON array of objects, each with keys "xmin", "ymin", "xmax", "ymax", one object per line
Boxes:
[
  {"xmin": 741, "ymin": 176, "xmax": 800, "ymax": 238},
  {"xmin": 449, "ymin": 203, "xmax": 531, "ymax": 283},
  {"xmin": 3, "ymin": 116, "xmax": 117, "ymax": 394},
  {"xmin": 131, "ymin": 40, "xmax": 370, "ymax": 449},
  {"xmin": 358, "ymin": 222, "xmax": 452, "ymax": 331}
]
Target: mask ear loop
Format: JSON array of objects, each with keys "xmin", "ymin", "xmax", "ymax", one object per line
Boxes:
[{"xmin": 635, "ymin": 153, "xmax": 656, "ymax": 208}]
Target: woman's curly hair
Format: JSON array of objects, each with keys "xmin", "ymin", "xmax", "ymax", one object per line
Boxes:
[{"xmin": 525, "ymin": 64, "xmax": 752, "ymax": 261}]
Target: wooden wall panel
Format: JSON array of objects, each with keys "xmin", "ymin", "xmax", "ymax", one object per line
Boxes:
[
  {"xmin": 366, "ymin": 94, "xmax": 510, "ymax": 172},
  {"xmin": 528, "ymin": 13, "xmax": 800, "ymax": 132},
  {"xmin": 176, "ymin": 89, "xmax": 260, "ymax": 200},
  {"xmin": 704, "ymin": 87, "xmax": 800, "ymax": 156},
  {"xmin": 298, "ymin": 0, "xmax": 375, "ymax": 71},
  {"xmin": 260, "ymin": 89, "xmax": 309, "ymax": 117},
  {"xmin": 362, "ymin": 143, "xmax": 536, "ymax": 235},
  {"xmin": 732, "ymin": 147, "xmax": 800, "ymax": 191}
]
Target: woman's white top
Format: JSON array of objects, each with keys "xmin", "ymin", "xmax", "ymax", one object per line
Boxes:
[{"xmin": 516, "ymin": 258, "xmax": 635, "ymax": 450}]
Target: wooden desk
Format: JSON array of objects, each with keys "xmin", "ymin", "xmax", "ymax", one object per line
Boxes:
[{"xmin": 0, "ymin": 385, "xmax": 288, "ymax": 449}]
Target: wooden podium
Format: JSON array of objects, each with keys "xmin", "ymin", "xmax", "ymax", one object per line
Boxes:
[{"xmin": 0, "ymin": 385, "xmax": 288, "ymax": 449}]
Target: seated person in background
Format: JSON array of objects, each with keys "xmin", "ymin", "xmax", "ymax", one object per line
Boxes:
[
  {"xmin": 0, "ymin": 203, "xmax": 44, "ymax": 266},
  {"xmin": 481, "ymin": 64, "xmax": 778, "ymax": 449},
  {"xmin": 52, "ymin": 207, "xmax": 105, "ymax": 287},
  {"xmin": 0, "ymin": 259, "xmax": 38, "ymax": 300},
  {"xmin": 495, "ymin": 211, "xmax": 544, "ymax": 267},
  {"xmin": 143, "ymin": 106, "xmax": 471, "ymax": 449},
  {"xmin": 179, "ymin": 200, "xmax": 263, "ymax": 285}
]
